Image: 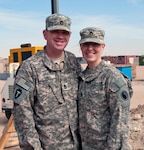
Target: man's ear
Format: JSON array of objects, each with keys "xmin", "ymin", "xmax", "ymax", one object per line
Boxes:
[{"xmin": 43, "ymin": 30, "xmax": 47, "ymax": 40}]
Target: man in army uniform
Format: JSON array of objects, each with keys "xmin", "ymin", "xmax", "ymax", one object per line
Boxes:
[
  {"xmin": 78, "ymin": 27, "xmax": 133, "ymax": 150},
  {"xmin": 12, "ymin": 14, "xmax": 82, "ymax": 150}
]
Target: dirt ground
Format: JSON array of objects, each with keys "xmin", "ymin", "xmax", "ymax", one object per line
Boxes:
[
  {"xmin": 129, "ymin": 66, "xmax": 144, "ymax": 149},
  {"xmin": 129, "ymin": 104, "xmax": 144, "ymax": 149},
  {"xmin": 0, "ymin": 66, "xmax": 144, "ymax": 150}
]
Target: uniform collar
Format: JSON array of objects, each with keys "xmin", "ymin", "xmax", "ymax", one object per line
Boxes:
[{"xmin": 79, "ymin": 60, "xmax": 105, "ymax": 81}]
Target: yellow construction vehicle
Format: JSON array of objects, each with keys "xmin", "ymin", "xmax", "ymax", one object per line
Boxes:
[{"xmin": 1, "ymin": 43, "xmax": 43, "ymax": 119}]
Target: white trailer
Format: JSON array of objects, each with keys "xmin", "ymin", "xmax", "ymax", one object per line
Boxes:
[
  {"xmin": 1, "ymin": 77, "xmax": 15, "ymax": 119},
  {"xmin": 1, "ymin": 63, "xmax": 19, "ymax": 119},
  {"xmin": 1, "ymin": 44, "xmax": 43, "ymax": 119}
]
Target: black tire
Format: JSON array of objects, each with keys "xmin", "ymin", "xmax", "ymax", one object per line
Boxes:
[{"xmin": 5, "ymin": 111, "xmax": 12, "ymax": 120}]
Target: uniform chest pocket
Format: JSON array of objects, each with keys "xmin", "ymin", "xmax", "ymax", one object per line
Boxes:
[
  {"xmin": 37, "ymin": 74, "xmax": 60, "ymax": 101},
  {"xmin": 37, "ymin": 78, "xmax": 64, "ymax": 111},
  {"xmin": 87, "ymin": 81, "xmax": 105, "ymax": 99},
  {"xmin": 38, "ymin": 78, "xmax": 55, "ymax": 91},
  {"xmin": 38, "ymin": 73, "xmax": 58, "ymax": 89}
]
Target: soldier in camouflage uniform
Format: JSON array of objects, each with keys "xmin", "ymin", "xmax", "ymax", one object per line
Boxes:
[
  {"xmin": 78, "ymin": 27, "xmax": 133, "ymax": 150},
  {"xmin": 12, "ymin": 14, "xmax": 82, "ymax": 150}
]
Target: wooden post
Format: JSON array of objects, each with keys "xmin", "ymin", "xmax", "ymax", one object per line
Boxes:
[{"xmin": 0, "ymin": 115, "xmax": 19, "ymax": 150}]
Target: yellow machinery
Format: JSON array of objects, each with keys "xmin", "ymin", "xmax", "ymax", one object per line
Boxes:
[
  {"xmin": 8, "ymin": 43, "xmax": 43, "ymax": 63},
  {"xmin": 1, "ymin": 43, "xmax": 43, "ymax": 119}
]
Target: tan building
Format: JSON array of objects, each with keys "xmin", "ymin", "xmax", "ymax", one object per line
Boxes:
[{"xmin": 0, "ymin": 58, "xmax": 8, "ymax": 73}]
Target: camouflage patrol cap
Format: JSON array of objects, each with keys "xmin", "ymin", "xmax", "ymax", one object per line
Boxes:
[
  {"xmin": 46, "ymin": 13, "xmax": 71, "ymax": 32},
  {"xmin": 79, "ymin": 27, "xmax": 105, "ymax": 44}
]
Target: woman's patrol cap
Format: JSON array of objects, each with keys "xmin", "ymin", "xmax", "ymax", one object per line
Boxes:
[
  {"xmin": 79, "ymin": 27, "xmax": 105, "ymax": 44},
  {"xmin": 46, "ymin": 13, "xmax": 71, "ymax": 32}
]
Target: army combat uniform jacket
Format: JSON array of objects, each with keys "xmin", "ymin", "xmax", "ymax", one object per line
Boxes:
[
  {"xmin": 78, "ymin": 60, "xmax": 133, "ymax": 150},
  {"xmin": 12, "ymin": 50, "xmax": 82, "ymax": 150}
]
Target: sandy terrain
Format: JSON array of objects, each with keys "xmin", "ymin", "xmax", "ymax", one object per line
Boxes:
[
  {"xmin": 0, "ymin": 66, "xmax": 144, "ymax": 149},
  {"xmin": 131, "ymin": 80, "xmax": 144, "ymax": 109}
]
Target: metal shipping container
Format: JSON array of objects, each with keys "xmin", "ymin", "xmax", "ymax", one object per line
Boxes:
[{"xmin": 139, "ymin": 56, "xmax": 144, "ymax": 66}]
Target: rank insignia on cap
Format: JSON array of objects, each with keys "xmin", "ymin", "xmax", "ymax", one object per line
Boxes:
[
  {"xmin": 45, "ymin": 13, "xmax": 71, "ymax": 32},
  {"xmin": 60, "ymin": 21, "xmax": 64, "ymax": 25},
  {"xmin": 89, "ymin": 31, "xmax": 93, "ymax": 36},
  {"xmin": 79, "ymin": 27, "xmax": 105, "ymax": 44}
]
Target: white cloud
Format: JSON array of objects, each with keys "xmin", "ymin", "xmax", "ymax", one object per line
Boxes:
[
  {"xmin": 0, "ymin": 9, "xmax": 46, "ymax": 58},
  {"xmin": 0, "ymin": 9, "xmax": 144, "ymax": 58},
  {"xmin": 67, "ymin": 14, "xmax": 144, "ymax": 56}
]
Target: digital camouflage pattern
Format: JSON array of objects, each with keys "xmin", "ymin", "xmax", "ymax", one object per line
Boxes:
[
  {"xmin": 46, "ymin": 13, "xmax": 71, "ymax": 32},
  {"xmin": 12, "ymin": 49, "xmax": 82, "ymax": 150},
  {"xmin": 79, "ymin": 27, "xmax": 105, "ymax": 44},
  {"xmin": 78, "ymin": 60, "xmax": 133, "ymax": 150}
]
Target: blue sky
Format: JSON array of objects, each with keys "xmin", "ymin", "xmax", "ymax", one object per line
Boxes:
[{"xmin": 0, "ymin": 0, "xmax": 144, "ymax": 58}]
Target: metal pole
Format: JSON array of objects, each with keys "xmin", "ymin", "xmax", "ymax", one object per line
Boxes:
[{"xmin": 51, "ymin": 0, "xmax": 59, "ymax": 14}]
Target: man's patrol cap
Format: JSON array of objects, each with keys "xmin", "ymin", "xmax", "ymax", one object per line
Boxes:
[
  {"xmin": 79, "ymin": 27, "xmax": 105, "ymax": 44},
  {"xmin": 46, "ymin": 13, "xmax": 71, "ymax": 32}
]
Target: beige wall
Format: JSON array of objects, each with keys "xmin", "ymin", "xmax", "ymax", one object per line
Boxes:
[
  {"xmin": 0, "ymin": 80, "xmax": 6, "ymax": 112},
  {"xmin": 0, "ymin": 58, "xmax": 8, "ymax": 73},
  {"xmin": 0, "ymin": 63, "xmax": 4, "ymax": 73}
]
